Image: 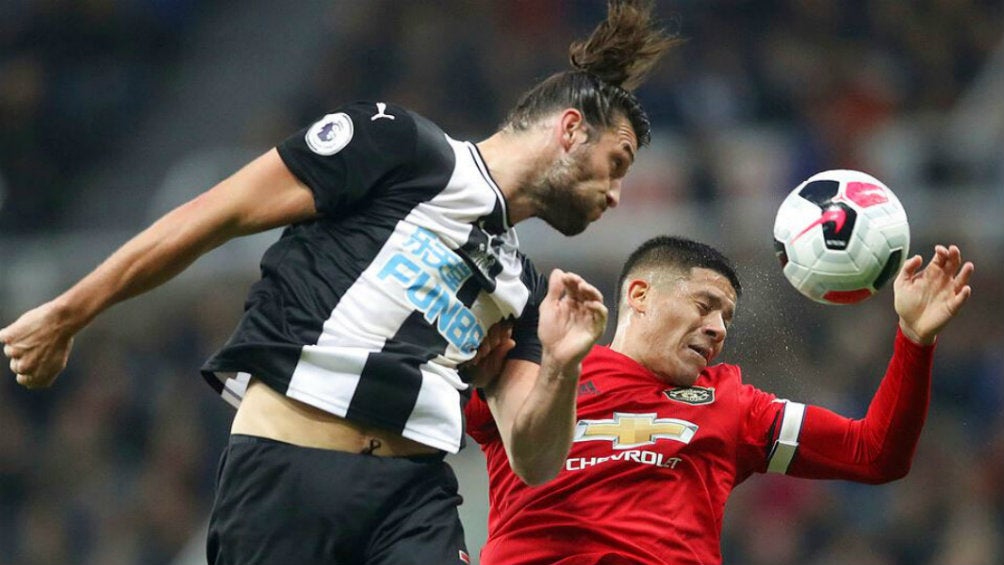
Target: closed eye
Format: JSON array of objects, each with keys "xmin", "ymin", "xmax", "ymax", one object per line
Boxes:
[{"xmin": 612, "ymin": 158, "xmax": 625, "ymax": 177}]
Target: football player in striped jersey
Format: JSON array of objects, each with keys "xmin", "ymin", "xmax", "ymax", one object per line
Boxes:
[{"xmin": 1, "ymin": 2, "xmax": 678, "ymax": 564}]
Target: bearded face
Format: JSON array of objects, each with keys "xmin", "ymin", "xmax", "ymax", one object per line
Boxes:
[{"xmin": 534, "ymin": 145, "xmax": 604, "ymax": 236}]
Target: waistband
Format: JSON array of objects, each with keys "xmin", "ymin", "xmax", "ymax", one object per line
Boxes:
[{"xmin": 227, "ymin": 433, "xmax": 447, "ymax": 463}]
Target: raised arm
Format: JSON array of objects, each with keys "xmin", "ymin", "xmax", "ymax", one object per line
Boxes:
[
  {"xmin": 1, "ymin": 149, "xmax": 316, "ymax": 389},
  {"xmin": 482, "ymin": 269, "xmax": 608, "ymax": 486},
  {"xmin": 771, "ymin": 245, "xmax": 974, "ymax": 483}
]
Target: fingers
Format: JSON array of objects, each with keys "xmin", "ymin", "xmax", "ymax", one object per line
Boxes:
[
  {"xmin": 904, "ymin": 244, "xmax": 970, "ymax": 283},
  {"xmin": 491, "ymin": 336, "xmax": 516, "ymax": 359},
  {"xmin": 553, "ymin": 269, "xmax": 604, "ymax": 303},
  {"xmin": 546, "ymin": 269, "xmax": 605, "ymax": 305},
  {"xmin": 935, "ymin": 244, "xmax": 961, "ymax": 273},
  {"xmin": 897, "ymin": 254, "xmax": 923, "ymax": 281},
  {"xmin": 571, "ymin": 276, "xmax": 604, "ymax": 304},
  {"xmin": 955, "ymin": 261, "xmax": 975, "ymax": 290},
  {"xmin": 16, "ymin": 373, "xmax": 47, "ymax": 390},
  {"xmin": 2, "ymin": 329, "xmax": 25, "ymax": 376},
  {"xmin": 928, "ymin": 245, "xmax": 972, "ymax": 289},
  {"xmin": 949, "ymin": 284, "xmax": 973, "ymax": 311},
  {"xmin": 8, "ymin": 355, "xmax": 37, "ymax": 382},
  {"xmin": 469, "ymin": 321, "xmax": 512, "ymax": 365},
  {"xmin": 8, "ymin": 358, "xmax": 41, "ymax": 389},
  {"xmin": 485, "ymin": 321, "xmax": 514, "ymax": 352},
  {"xmin": 4, "ymin": 341, "xmax": 25, "ymax": 376},
  {"xmin": 950, "ymin": 259, "xmax": 974, "ymax": 311},
  {"xmin": 545, "ymin": 268, "xmax": 567, "ymax": 302}
]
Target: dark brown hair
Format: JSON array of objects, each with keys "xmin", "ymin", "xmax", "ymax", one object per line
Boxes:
[
  {"xmin": 617, "ymin": 235, "xmax": 743, "ymax": 302},
  {"xmin": 502, "ymin": 0, "xmax": 680, "ymax": 147}
]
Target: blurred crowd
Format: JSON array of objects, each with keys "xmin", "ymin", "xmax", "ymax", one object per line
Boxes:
[
  {"xmin": 0, "ymin": 0, "xmax": 209, "ymax": 233},
  {"xmin": 1, "ymin": 1, "xmax": 1002, "ymax": 564}
]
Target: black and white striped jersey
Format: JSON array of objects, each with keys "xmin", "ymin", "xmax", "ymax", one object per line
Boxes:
[{"xmin": 201, "ymin": 101, "xmax": 547, "ymax": 453}]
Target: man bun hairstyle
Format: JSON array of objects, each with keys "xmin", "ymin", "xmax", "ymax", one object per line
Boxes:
[
  {"xmin": 503, "ymin": 0, "xmax": 679, "ymax": 147},
  {"xmin": 617, "ymin": 236, "xmax": 743, "ymax": 302},
  {"xmin": 568, "ymin": 0, "xmax": 674, "ymax": 91}
]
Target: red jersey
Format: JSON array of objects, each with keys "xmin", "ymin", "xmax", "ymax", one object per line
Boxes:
[{"xmin": 466, "ymin": 329, "xmax": 934, "ymax": 565}]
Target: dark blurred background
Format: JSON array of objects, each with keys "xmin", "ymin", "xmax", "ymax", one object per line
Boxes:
[{"xmin": 1, "ymin": 1, "xmax": 1001, "ymax": 564}]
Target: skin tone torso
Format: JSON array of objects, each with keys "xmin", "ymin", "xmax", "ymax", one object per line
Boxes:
[{"xmin": 232, "ymin": 379, "xmax": 441, "ymax": 456}]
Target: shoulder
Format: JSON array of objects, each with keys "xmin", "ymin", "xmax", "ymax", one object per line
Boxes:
[
  {"xmin": 703, "ymin": 362, "xmax": 742, "ymax": 383},
  {"xmin": 702, "ymin": 362, "xmax": 779, "ymax": 408},
  {"xmin": 341, "ymin": 101, "xmax": 451, "ymax": 145},
  {"xmin": 696, "ymin": 363, "xmax": 747, "ymax": 398}
]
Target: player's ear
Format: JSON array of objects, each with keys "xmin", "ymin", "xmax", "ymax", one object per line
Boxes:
[
  {"xmin": 557, "ymin": 108, "xmax": 587, "ymax": 151},
  {"xmin": 625, "ymin": 278, "xmax": 650, "ymax": 314}
]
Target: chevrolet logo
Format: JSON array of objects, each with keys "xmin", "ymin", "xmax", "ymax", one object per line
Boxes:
[{"xmin": 574, "ymin": 412, "xmax": 698, "ymax": 450}]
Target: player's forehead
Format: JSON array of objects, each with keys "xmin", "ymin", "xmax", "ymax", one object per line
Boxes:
[
  {"xmin": 594, "ymin": 115, "xmax": 638, "ymax": 161},
  {"xmin": 662, "ymin": 266, "xmax": 737, "ymax": 305},
  {"xmin": 689, "ymin": 266, "xmax": 736, "ymax": 294}
]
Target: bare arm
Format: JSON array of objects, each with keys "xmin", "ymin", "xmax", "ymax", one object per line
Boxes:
[
  {"xmin": 1, "ymin": 149, "xmax": 316, "ymax": 388},
  {"xmin": 482, "ymin": 270, "xmax": 608, "ymax": 485}
]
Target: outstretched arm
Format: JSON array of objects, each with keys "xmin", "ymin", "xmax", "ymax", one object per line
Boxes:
[
  {"xmin": 773, "ymin": 245, "xmax": 974, "ymax": 483},
  {"xmin": 482, "ymin": 269, "xmax": 608, "ymax": 486},
  {"xmin": 1, "ymin": 149, "xmax": 316, "ymax": 389}
]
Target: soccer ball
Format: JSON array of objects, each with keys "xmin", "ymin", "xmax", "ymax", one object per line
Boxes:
[{"xmin": 772, "ymin": 169, "xmax": 910, "ymax": 305}]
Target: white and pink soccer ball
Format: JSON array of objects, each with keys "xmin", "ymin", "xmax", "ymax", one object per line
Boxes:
[{"xmin": 773, "ymin": 169, "xmax": 910, "ymax": 305}]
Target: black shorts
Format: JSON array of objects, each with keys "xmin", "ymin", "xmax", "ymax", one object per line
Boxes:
[{"xmin": 207, "ymin": 435, "xmax": 470, "ymax": 565}]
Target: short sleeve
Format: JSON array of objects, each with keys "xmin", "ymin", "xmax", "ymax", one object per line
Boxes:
[
  {"xmin": 506, "ymin": 259, "xmax": 547, "ymax": 364},
  {"xmin": 276, "ymin": 101, "xmax": 417, "ymax": 215}
]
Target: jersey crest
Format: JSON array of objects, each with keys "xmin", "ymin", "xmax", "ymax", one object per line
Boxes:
[{"xmin": 664, "ymin": 386, "xmax": 715, "ymax": 405}]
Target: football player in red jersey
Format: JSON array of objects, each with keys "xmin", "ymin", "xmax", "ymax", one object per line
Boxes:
[{"xmin": 467, "ymin": 235, "xmax": 973, "ymax": 565}]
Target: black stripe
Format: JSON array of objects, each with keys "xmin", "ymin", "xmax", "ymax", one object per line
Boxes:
[
  {"xmin": 347, "ymin": 311, "xmax": 448, "ymax": 433},
  {"xmin": 456, "ymin": 276, "xmax": 483, "ymax": 307},
  {"xmin": 765, "ymin": 409, "xmax": 782, "ymax": 459}
]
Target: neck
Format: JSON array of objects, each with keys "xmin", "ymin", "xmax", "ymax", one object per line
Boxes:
[
  {"xmin": 608, "ymin": 321, "xmax": 632, "ymax": 358},
  {"xmin": 476, "ymin": 129, "xmax": 554, "ymax": 225}
]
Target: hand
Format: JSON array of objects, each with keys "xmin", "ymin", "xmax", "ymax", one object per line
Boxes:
[
  {"xmin": 537, "ymin": 269, "xmax": 608, "ymax": 371},
  {"xmin": 894, "ymin": 244, "xmax": 974, "ymax": 345},
  {"xmin": 461, "ymin": 320, "xmax": 516, "ymax": 388},
  {"xmin": 1, "ymin": 301, "xmax": 77, "ymax": 389}
]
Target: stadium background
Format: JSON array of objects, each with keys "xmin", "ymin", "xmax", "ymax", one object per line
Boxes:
[{"xmin": 1, "ymin": 1, "xmax": 1001, "ymax": 564}]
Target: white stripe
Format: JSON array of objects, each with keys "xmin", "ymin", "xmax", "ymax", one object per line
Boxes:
[
  {"xmin": 286, "ymin": 345, "xmax": 370, "ymax": 417},
  {"xmin": 767, "ymin": 401, "xmax": 806, "ymax": 474},
  {"xmin": 463, "ymin": 140, "xmax": 509, "ymax": 229},
  {"xmin": 222, "ymin": 372, "xmax": 252, "ymax": 408},
  {"xmin": 401, "ymin": 362, "xmax": 465, "ymax": 452}
]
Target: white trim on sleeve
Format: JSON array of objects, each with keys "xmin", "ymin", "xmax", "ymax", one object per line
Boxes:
[{"xmin": 767, "ymin": 401, "xmax": 806, "ymax": 474}]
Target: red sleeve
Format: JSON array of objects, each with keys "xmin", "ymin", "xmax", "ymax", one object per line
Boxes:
[
  {"xmin": 735, "ymin": 374, "xmax": 785, "ymax": 477},
  {"xmin": 782, "ymin": 327, "xmax": 936, "ymax": 483},
  {"xmin": 465, "ymin": 390, "xmax": 500, "ymax": 445}
]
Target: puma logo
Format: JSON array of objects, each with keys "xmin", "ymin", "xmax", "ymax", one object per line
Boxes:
[{"xmin": 371, "ymin": 102, "xmax": 395, "ymax": 121}]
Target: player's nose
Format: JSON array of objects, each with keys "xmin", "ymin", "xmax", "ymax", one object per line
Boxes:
[
  {"xmin": 704, "ymin": 313, "xmax": 727, "ymax": 342},
  {"xmin": 607, "ymin": 182, "xmax": 621, "ymax": 209}
]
